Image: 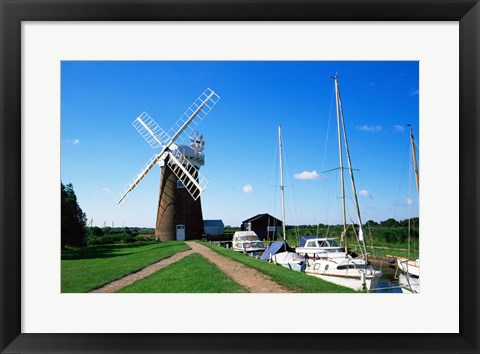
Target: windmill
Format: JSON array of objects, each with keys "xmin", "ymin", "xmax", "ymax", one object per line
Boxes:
[{"xmin": 117, "ymin": 88, "xmax": 221, "ymax": 241}]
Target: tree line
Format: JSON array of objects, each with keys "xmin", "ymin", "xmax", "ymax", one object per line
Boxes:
[{"xmin": 62, "ymin": 181, "xmax": 419, "ymax": 248}]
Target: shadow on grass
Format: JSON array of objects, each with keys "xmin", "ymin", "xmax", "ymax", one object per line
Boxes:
[{"xmin": 61, "ymin": 242, "xmax": 183, "ymax": 261}]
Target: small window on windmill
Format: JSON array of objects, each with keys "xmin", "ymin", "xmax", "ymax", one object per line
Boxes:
[{"xmin": 177, "ymin": 180, "xmax": 185, "ymax": 189}]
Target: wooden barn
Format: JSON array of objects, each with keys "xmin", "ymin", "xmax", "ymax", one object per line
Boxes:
[{"xmin": 241, "ymin": 213, "xmax": 283, "ymax": 241}]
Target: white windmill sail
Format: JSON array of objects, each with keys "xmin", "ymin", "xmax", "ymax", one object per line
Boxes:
[
  {"xmin": 117, "ymin": 152, "xmax": 168, "ymax": 205},
  {"xmin": 117, "ymin": 88, "xmax": 220, "ymax": 205},
  {"xmin": 166, "ymin": 150, "xmax": 208, "ymax": 201},
  {"xmin": 133, "ymin": 112, "xmax": 171, "ymax": 149},
  {"xmin": 166, "ymin": 88, "xmax": 220, "ymax": 146}
]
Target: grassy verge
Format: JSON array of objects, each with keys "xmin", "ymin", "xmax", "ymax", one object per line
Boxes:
[
  {"xmin": 198, "ymin": 241, "xmax": 355, "ymax": 293},
  {"xmin": 346, "ymin": 244, "xmax": 419, "ymax": 259},
  {"xmin": 368, "ymin": 247, "xmax": 419, "ymax": 259},
  {"xmin": 118, "ymin": 253, "xmax": 247, "ymax": 293},
  {"xmin": 61, "ymin": 241, "xmax": 190, "ymax": 293}
]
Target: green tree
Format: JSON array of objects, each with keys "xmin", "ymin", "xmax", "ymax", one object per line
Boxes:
[
  {"xmin": 87, "ymin": 226, "xmax": 104, "ymax": 237},
  {"xmin": 365, "ymin": 220, "xmax": 379, "ymax": 226},
  {"xmin": 380, "ymin": 218, "xmax": 399, "ymax": 227},
  {"xmin": 61, "ymin": 182, "xmax": 87, "ymax": 247}
]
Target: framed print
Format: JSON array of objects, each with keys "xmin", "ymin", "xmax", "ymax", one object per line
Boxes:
[{"xmin": 1, "ymin": 0, "xmax": 479, "ymax": 353}]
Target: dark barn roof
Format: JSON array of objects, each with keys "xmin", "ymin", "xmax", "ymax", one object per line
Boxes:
[
  {"xmin": 241, "ymin": 214, "xmax": 283, "ymax": 241},
  {"xmin": 242, "ymin": 213, "xmax": 282, "ymax": 225},
  {"xmin": 204, "ymin": 219, "xmax": 224, "ymax": 227}
]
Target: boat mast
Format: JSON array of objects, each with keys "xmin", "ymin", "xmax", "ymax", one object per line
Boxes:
[
  {"xmin": 409, "ymin": 126, "xmax": 420, "ymax": 196},
  {"xmin": 278, "ymin": 125, "xmax": 287, "ymax": 241},
  {"xmin": 332, "ymin": 75, "xmax": 348, "ymax": 255},
  {"xmin": 407, "ymin": 124, "xmax": 419, "ymax": 259},
  {"xmin": 332, "ymin": 75, "xmax": 368, "ymax": 259}
]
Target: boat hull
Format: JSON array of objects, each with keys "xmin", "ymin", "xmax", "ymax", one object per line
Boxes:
[
  {"xmin": 399, "ymin": 273, "xmax": 420, "ymax": 293},
  {"xmin": 305, "ymin": 258, "xmax": 382, "ymax": 291},
  {"xmin": 271, "ymin": 252, "xmax": 305, "ymax": 272},
  {"xmin": 306, "ymin": 270, "xmax": 381, "ymax": 292},
  {"xmin": 397, "ymin": 258, "xmax": 420, "ymax": 277},
  {"xmin": 233, "ymin": 247, "xmax": 265, "ymax": 258}
]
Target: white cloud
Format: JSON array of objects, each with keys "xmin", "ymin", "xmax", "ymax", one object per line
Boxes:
[
  {"xmin": 405, "ymin": 198, "xmax": 414, "ymax": 206},
  {"xmin": 294, "ymin": 170, "xmax": 323, "ymax": 180},
  {"xmin": 94, "ymin": 187, "xmax": 112, "ymax": 195},
  {"xmin": 394, "ymin": 125, "xmax": 405, "ymax": 132},
  {"xmin": 359, "ymin": 189, "xmax": 372, "ymax": 199},
  {"xmin": 242, "ymin": 184, "xmax": 253, "ymax": 194},
  {"xmin": 356, "ymin": 125, "xmax": 382, "ymax": 133},
  {"xmin": 64, "ymin": 138, "xmax": 80, "ymax": 145},
  {"xmin": 410, "ymin": 89, "xmax": 419, "ymax": 96}
]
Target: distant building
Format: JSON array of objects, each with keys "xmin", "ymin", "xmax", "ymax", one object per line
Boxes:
[
  {"xmin": 241, "ymin": 213, "xmax": 283, "ymax": 241},
  {"xmin": 203, "ymin": 219, "xmax": 224, "ymax": 237}
]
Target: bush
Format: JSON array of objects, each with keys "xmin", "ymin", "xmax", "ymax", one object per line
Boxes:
[
  {"xmin": 87, "ymin": 226, "xmax": 104, "ymax": 238},
  {"xmin": 85, "ymin": 232, "xmax": 150, "ymax": 246}
]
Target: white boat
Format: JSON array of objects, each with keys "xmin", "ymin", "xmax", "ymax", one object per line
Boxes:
[
  {"xmin": 306, "ymin": 257, "xmax": 382, "ymax": 292},
  {"xmin": 261, "ymin": 125, "xmax": 305, "ymax": 271},
  {"xmin": 271, "ymin": 251, "xmax": 306, "ymax": 272},
  {"xmin": 261, "ymin": 241, "xmax": 305, "ymax": 272},
  {"xmin": 303, "ymin": 75, "xmax": 382, "ymax": 292},
  {"xmin": 399, "ymin": 272, "xmax": 420, "ymax": 293},
  {"xmin": 300, "ymin": 237, "xmax": 382, "ymax": 291},
  {"xmin": 295, "ymin": 237, "xmax": 344, "ymax": 257},
  {"xmin": 396, "ymin": 125, "xmax": 420, "ymax": 293},
  {"xmin": 231, "ymin": 231, "xmax": 265, "ymax": 258},
  {"xmin": 397, "ymin": 257, "xmax": 420, "ymax": 277}
]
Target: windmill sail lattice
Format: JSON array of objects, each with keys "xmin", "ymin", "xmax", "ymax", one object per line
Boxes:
[
  {"xmin": 166, "ymin": 88, "xmax": 220, "ymax": 146},
  {"xmin": 117, "ymin": 88, "xmax": 220, "ymax": 205},
  {"xmin": 166, "ymin": 150, "xmax": 208, "ymax": 200},
  {"xmin": 133, "ymin": 112, "xmax": 171, "ymax": 149}
]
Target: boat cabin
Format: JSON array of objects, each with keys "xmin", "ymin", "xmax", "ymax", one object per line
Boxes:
[
  {"xmin": 295, "ymin": 237, "xmax": 345, "ymax": 258},
  {"xmin": 304, "ymin": 238, "xmax": 341, "ymax": 250},
  {"xmin": 232, "ymin": 231, "xmax": 265, "ymax": 257}
]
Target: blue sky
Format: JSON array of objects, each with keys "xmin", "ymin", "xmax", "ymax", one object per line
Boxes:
[{"xmin": 61, "ymin": 61, "xmax": 419, "ymax": 228}]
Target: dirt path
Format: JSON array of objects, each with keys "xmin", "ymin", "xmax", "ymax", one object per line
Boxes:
[
  {"xmin": 91, "ymin": 249, "xmax": 195, "ymax": 293},
  {"xmin": 186, "ymin": 242, "xmax": 288, "ymax": 293},
  {"xmin": 91, "ymin": 242, "xmax": 289, "ymax": 293}
]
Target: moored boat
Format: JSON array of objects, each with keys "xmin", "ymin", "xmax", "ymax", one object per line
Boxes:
[
  {"xmin": 303, "ymin": 74, "xmax": 382, "ymax": 292},
  {"xmin": 261, "ymin": 241, "xmax": 305, "ymax": 272},
  {"xmin": 396, "ymin": 125, "xmax": 420, "ymax": 293},
  {"xmin": 261, "ymin": 125, "xmax": 305, "ymax": 271},
  {"xmin": 231, "ymin": 231, "xmax": 265, "ymax": 258}
]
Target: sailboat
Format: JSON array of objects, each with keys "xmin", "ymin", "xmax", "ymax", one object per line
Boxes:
[
  {"xmin": 260, "ymin": 125, "xmax": 305, "ymax": 272},
  {"xmin": 303, "ymin": 74, "xmax": 382, "ymax": 291},
  {"xmin": 396, "ymin": 126, "xmax": 420, "ymax": 293}
]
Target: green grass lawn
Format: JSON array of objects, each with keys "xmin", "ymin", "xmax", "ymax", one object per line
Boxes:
[
  {"xmin": 118, "ymin": 253, "xmax": 247, "ymax": 293},
  {"xmin": 198, "ymin": 242, "xmax": 355, "ymax": 293},
  {"xmin": 61, "ymin": 241, "xmax": 190, "ymax": 293}
]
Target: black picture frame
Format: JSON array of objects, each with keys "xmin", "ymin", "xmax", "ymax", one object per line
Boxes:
[{"xmin": 1, "ymin": 1, "xmax": 478, "ymax": 353}]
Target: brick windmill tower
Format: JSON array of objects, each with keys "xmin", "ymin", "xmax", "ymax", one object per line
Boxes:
[{"xmin": 117, "ymin": 89, "xmax": 220, "ymax": 241}]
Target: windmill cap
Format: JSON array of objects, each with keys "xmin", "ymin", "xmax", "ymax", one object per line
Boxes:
[{"xmin": 173, "ymin": 145, "xmax": 205, "ymax": 166}]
